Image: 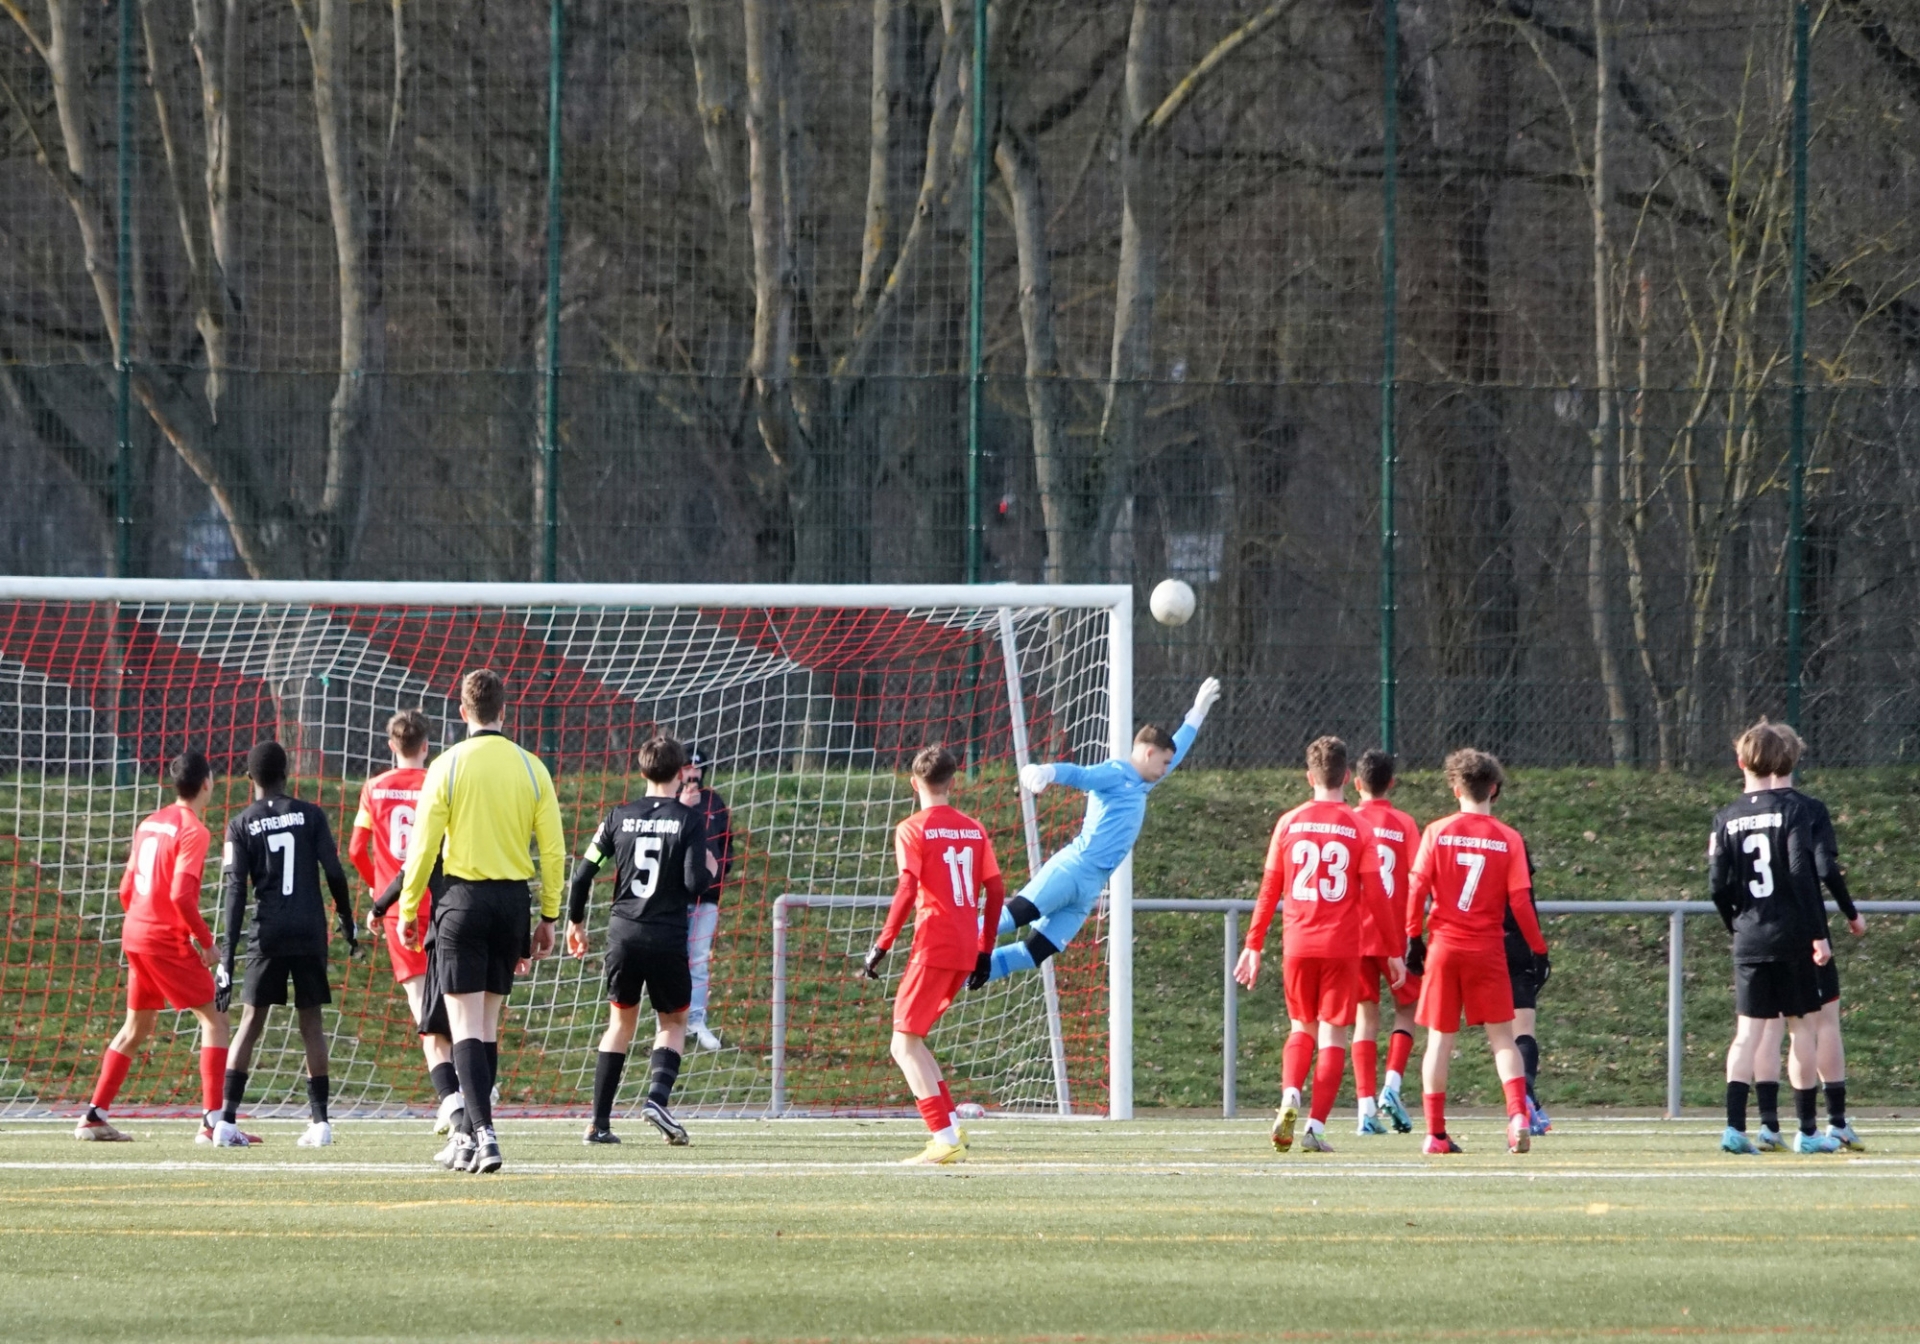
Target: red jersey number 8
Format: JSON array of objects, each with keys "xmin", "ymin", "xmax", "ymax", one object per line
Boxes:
[{"xmin": 1288, "ymin": 839, "xmax": 1350, "ymax": 903}]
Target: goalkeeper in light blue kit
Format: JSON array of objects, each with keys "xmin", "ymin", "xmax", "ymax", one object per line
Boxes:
[{"xmin": 987, "ymin": 677, "xmax": 1221, "ymax": 982}]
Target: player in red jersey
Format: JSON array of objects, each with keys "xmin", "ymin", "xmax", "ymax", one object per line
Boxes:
[
  {"xmin": 862, "ymin": 745, "xmax": 1006, "ymax": 1165},
  {"xmin": 1405, "ymin": 749, "xmax": 1548, "ymax": 1155},
  {"xmin": 75, "ymin": 750, "xmax": 235, "ymax": 1143},
  {"xmin": 350, "ymin": 709, "xmax": 460, "ymax": 1131},
  {"xmin": 1236, "ymin": 737, "xmax": 1402, "ymax": 1154},
  {"xmin": 1351, "ymin": 748, "xmax": 1421, "ymax": 1135}
]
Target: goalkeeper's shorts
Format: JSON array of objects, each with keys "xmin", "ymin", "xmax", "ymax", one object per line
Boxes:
[{"xmin": 126, "ymin": 948, "xmax": 215, "ymax": 1012}]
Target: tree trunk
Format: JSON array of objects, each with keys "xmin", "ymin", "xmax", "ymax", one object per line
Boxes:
[
  {"xmin": 743, "ymin": 0, "xmax": 800, "ymax": 493},
  {"xmin": 856, "ymin": 0, "xmax": 907, "ymax": 317},
  {"xmin": 686, "ymin": 0, "xmax": 745, "ymax": 219}
]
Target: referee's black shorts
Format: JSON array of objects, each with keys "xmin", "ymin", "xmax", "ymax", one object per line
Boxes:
[
  {"xmin": 435, "ymin": 879, "xmax": 532, "ymax": 997},
  {"xmin": 1735, "ymin": 957, "xmax": 1823, "ymax": 1020}
]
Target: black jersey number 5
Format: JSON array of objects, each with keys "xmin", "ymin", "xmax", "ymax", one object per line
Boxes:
[{"xmin": 630, "ymin": 835, "xmax": 663, "ymax": 902}]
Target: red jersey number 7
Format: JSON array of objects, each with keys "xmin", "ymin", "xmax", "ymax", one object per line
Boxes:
[{"xmin": 1454, "ymin": 851, "xmax": 1486, "ymax": 911}]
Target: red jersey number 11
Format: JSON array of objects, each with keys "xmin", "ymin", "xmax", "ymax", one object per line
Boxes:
[{"xmin": 942, "ymin": 846, "xmax": 976, "ymax": 908}]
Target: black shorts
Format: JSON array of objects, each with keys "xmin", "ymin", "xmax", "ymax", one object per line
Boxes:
[
  {"xmin": 1816, "ymin": 957, "xmax": 1840, "ymax": 1006},
  {"xmin": 416, "ymin": 939, "xmax": 451, "ymax": 1038},
  {"xmin": 435, "ymin": 879, "xmax": 532, "ymax": 997},
  {"xmin": 1508, "ymin": 960, "xmax": 1545, "ymax": 1012},
  {"xmin": 1735, "ymin": 958, "xmax": 1823, "ymax": 1020},
  {"xmin": 605, "ymin": 925, "xmax": 692, "ymax": 1014},
  {"xmin": 242, "ymin": 953, "xmax": 332, "ymax": 1009}
]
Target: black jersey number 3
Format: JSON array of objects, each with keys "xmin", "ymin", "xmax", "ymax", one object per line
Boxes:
[
  {"xmin": 629, "ymin": 835, "xmax": 663, "ymax": 903},
  {"xmin": 1743, "ymin": 832, "xmax": 1774, "ymax": 899}
]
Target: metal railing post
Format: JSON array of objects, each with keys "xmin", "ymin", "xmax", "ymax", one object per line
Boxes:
[
  {"xmin": 1223, "ymin": 908, "xmax": 1238, "ymax": 1118},
  {"xmin": 770, "ymin": 895, "xmax": 789, "ymax": 1116},
  {"xmin": 1666, "ymin": 908, "xmax": 1685, "ymax": 1118}
]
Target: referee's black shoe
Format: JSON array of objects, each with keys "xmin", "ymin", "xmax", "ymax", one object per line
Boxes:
[
  {"xmin": 583, "ymin": 1126, "xmax": 621, "ymax": 1145},
  {"xmin": 473, "ymin": 1125, "xmax": 504, "ymax": 1174},
  {"xmin": 435, "ymin": 1133, "xmax": 475, "ymax": 1171},
  {"xmin": 641, "ymin": 1099, "xmax": 689, "ymax": 1146}
]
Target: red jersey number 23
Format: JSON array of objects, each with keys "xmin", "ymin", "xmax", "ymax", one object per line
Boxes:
[{"xmin": 1290, "ymin": 839, "xmax": 1351, "ymax": 902}]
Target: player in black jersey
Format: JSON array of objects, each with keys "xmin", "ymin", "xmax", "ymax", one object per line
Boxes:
[
  {"xmin": 1751, "ymin": 725, "xmax": 1867, "ymax": 1149},
  {"xmin": 1504, "ymin": 852, "xmax": 1552, "ymax": 1135},
  {"xmin": 216, "ymin": 741, "xmax": 357, "ymax": 1149},
  {"xmin": 566, "ymin": 734, "xmax": 716, "ymax": 1146},
  {"xmin": 1709, "ymin": 721, "xmax": 1836, "ymax": 1155}
]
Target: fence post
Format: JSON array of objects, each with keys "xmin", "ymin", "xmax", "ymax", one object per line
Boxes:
[
  {"xmin": 1666, "ymin": 908, "xmax": 1686, "ymax": 1118},
  {"xmin": 1786, "ymin": 0, "xmax": 1809, "ymax": 728},
  {"xmin": 1222, "ymin": 908, "xmax": 1238, "ymax": 1118},
  {"xmin": 770, "ymin": 896, "xmax": 789, "ymax": 1116},
  {"xmin": 1378, "ymin": 0, "xmax": 1399, "ymax": 752},
  {"xmin": 540, "ymin": 0, "xmax": 564, "ymax": 584}
]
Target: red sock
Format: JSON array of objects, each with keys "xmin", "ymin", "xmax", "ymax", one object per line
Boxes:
[
  {"xmin": 1423, "ymin": 1091, "xmax": 1447, "ymax": 1137},
  {"xmin": 1282, "ymin": 1031, "xmax": 1315, "ymax": 1093},
  {"xmin": 915, "ymin": 1096, "xmax": 949, "ymax": 1134},
  {"xmin": 1386, "ymin": 1029, "xmax": 1415, "ymax": 1078},
  {"xmin": 937, "ymin": 1079, "xmax": 956, "ymax": 1120},
  {"xmin": 90, "ymin": 1048, "xmax": 134, "ymax": 1113},
  {"xmin": 1502, "ymin": 1075, "xmax": 1530, "ymax": 1119},
  {"xmin": 1353, "ymin": 1038, "xmax": 1379, "ymax": 1099},
  {"xmin": 200, "ymin": 1046, "xmax": 228, "ymax": 1117},
  {"xmin": 1309, "ymin": 1046, "xmax": 1346, "ymax": 1123}
]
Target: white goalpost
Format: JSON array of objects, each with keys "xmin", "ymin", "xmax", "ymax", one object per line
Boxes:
[{"xmin": 0, "ymin": 578, "xmax": 1137, "ymax": 1120}]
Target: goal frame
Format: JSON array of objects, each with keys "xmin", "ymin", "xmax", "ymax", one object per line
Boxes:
[{"xmin": 0, "ymin": 577, "xmax": 1140, "ymax": 1119}]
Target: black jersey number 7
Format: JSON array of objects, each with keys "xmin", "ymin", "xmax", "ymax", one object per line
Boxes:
[
  {"xmin": 630, "ymin": 836, "xmax": 663, "ymax": 902},
  {"xmin": 267, "ymin": 833, "xmax": 297, "ymax": 896}
]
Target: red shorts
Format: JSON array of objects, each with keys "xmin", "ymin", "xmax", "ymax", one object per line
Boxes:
[
  {"xmin": 126, "ymin": 948, "xmax": 215, "ymax": 1012},
  {"xmin": 1358, "ymin": 955, "xmax": 1421, "ymax": 1009},
  {"xmin": 1415, "ymin": 941, "xmax": 1515, "ymax": 1030},
  {"xmin": 383, "ymin": 910, "xmax": 429, "ymax": 983},
  {"xmin": 892, "ymin": 960, "xmax": 970, "ymax": 1037},
  {"xmin": 1282, "ymin": 955, "xmax": 1360, "ymax": 1027}
]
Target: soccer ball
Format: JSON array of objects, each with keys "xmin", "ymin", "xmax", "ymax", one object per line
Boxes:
[
  {"xmin": 1149, "ymin": 579, "xmax": 1196, "ymax": 627},
  {"xmin": 955, "ymin": 1103, "xmax": 987, "ymax": 1120}
]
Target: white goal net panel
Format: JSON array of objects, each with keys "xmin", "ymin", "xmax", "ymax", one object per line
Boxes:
[{"xmin": 0, "ymin": 583, "xmax": 1124, "ymax": 1117}]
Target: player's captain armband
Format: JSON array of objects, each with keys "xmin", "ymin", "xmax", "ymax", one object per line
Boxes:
[
  {"xmin": 1020, "ymin": 764, "xmax": 1055, "ymax": 795},
  {"xmin": 583, "ymin": 841, "xmax": 609, "ymax": 869},
  {"xmin": 222, "ymin": 842, "xmax": 234, "ymax": 867}
]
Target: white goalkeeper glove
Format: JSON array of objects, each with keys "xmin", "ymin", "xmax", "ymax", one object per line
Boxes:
[
  {"xmin": 1019, "ymin": 763, "xmax": 1055, "ymax": 795},
  {"xmin": 1185, "ymin": 676, "xmax": 1222, "ymax": 730}
]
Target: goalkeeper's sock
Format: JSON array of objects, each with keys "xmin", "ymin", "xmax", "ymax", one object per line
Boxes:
[
  {"xmin": 1501, "ymin": 1076, "xmax": 1529, "ymax": 1120},
  {"xmin": 306, "ymin": 1075, "xmax": 330, "ymax": 1126},
  {"xmin": 1794, "ymin": 1086, "xmax": 1820, "ymax": 1137},
  {"xmin": 592, "ymin": 1051, "xmax": 627, "ymax": 1132},
  {"xmin": 222, "ymin": 1069, "xmax": 249, "ymax": 1125},
  {"xmin": 915, "ymin": 1096, "xmax": 957, "ymax": 1146},
  {"xmin": 1515, "ymin": 1033, "xmax": 1540, "ymax": 1103},
  {"xmin": 89, "ymin": 1048, "xmax": 133, "ymax": 1115},
  {"xmin": 1726, "ymin": 1080, "xmax": 1751, "ymax": 1133},
  {"xmin": 1309, "ymin": 1046, "xmax": 1346, "ymax": 1124},
  {"xmin": 1756, "ymin": 1081, "xmax": 1781, "ymax": 1134},
  {"xmin": 199, "ymin": 1047, "xmax": 228, "ymax": 1118},
  {"xmin": 1825, "ymin": 1080, "xmax": 1847, "ymax": 1129},
  {"xmin": 429, "ymin": 1062, "xmax": 460, "ymax": 1102},
  {"xmin": 989, "ymin": 941, "xmax": 1034, "ymax": 982},
  {"xmin": 1423, "ymin": 1092, "xmax": 1447, "ymax": 1138},
  {"xmin": 1281, "ymin": 1031, "xmax": 1315, "ymax": 1095},
  {"xmin": 1386, "ymin": 1028, "xmax": 1415, "ymax": 1081},
  {"xmin": 647, "ymin": 1048, "xmax": 682, "ymax": 1107},
  {"xmin": 937, "ymin": 1079, "xmax": 958, "ymax": 1129},
  {"xmin": 1353, "ymin": 1037, "xmax": 1379, "ymax": 1101}
]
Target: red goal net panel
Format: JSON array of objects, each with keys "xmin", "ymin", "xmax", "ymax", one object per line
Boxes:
[{"xmin": 0, "ymin": 589, "xmax": 1121, "ymax": 1117}]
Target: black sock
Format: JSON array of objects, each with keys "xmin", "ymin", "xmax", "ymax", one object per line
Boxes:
[
  {"xmin": 1004, "ymin": 895, "xmax": 1041, "ymax": 928},
  {"xmin": 1824, "ymin": 1080, "xmax": 1847, "ymax": 1128},
  {"xmin": 306, "ymin": 1075, "xmax": 330, "ymax": 1126},
  {"xmin": 647, "ymin": 1047, "xmax": 681, "ymax": 1108},
  {"xmin": 1793, "ymin": 1086, "xmax": 1820, "ymax": 1136},
  {"xmin": 453, "ymin": 1038, "xmax": 494, "ymax": 1131},
  {"xmin": 483, "ymin": 1040, "xmax": 499, "ymax": 1093},
  {"xmin": 1756, "ymin": 1081, "xmax": 1781, "ymax": 1132},
  {"xmin": 1725, "ymin": 1080, "xmax": 1750, "ymax": 1132},
  {"xmin": 429, "ymin": 1062, "xmax": 460, "ymax": 1102},
  {"xmin": 222, "ymin": 1069, "xmax": 249, "ymax": 1125},
  {"xmin": 1515, "ymin": 1034, "xmax": 1540, "ymax": 1103},
  {"xmin": 593, "ymin": 1051, "xmax": 628, "ymax": 1131}
]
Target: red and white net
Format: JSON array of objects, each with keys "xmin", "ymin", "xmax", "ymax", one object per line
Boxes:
[{"xmin": 0, "ymin": 592, "xmax": 1117, "ymax": 1117}]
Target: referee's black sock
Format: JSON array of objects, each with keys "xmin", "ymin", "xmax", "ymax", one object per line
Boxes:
[
  {"xmin": 1515, "ymin": 1034, "xmax": 1540, "ymax": 1103},
  {"xmin": 453, "ymin": 1038, "xmax": 494, "ymax": 1131},
  {"xmin": 1793, "ymin": 1086, "xmax": 1820, "ymax": 1137},
  {"xmin": 648, "ymin": 1048, "xmax": 681, "ymax": 1108},
  {"xmin": 483, "ymin": 1041, "xmax": 499, "ymax": 1093},
  {"xmin": 1725, "ymin": 1080, "xmax": 1750, "ymax": 1132},
  {"xmin": 593, "ymin": 1051, "xmax": 627, "ymax": 1131},
  {"xmin": 222, "ymin": 1070, "xmax": 249, "ymax": 1126},
  {"xmin": 429, "ymin": 1062, "xmax": 460, "ymax": 1102},
  {"xmin": 1825, "ymin": 1080, "xmax": 1847, "ymax": 1128},
  {"xmin": 1756, "ymin": 1081, "xmax": 1781, "ymax": 1133},
  {"xmin": 307, "ymin": 1075, "xmax": 330, "ymax": 1126}
]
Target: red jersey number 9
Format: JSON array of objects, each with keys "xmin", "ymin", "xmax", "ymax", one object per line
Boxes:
[
  {"xmin": 941, "ymin": 846, "xmax": 976, "ymax": 907},
  {"xmin": 1288, "ymin": 839, "xmax": 1351, "ymax": 903}
]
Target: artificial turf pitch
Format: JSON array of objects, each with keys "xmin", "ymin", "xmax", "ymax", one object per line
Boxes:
[{"xmin": 2, "ymin": 1117, "xmax": 1917, "ymax": 1343}]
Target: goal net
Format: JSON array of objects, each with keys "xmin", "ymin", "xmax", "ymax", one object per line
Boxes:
[{"xmin": 0, "ymin": 580, "xmax": 1132, "ymax": 1119}]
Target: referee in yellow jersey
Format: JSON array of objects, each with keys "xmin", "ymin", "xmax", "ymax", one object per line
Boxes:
[{"xmin": 399, "ymin": 669, "xmax": 566, "ymax": 1174}]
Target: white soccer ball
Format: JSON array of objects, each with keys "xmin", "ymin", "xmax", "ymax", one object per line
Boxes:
[
  {"xmin": 1149, "ymin": 579, "xmax": 1196, "ymax": 627},
  {"xmin": 955, "ymin": 1102, "xmax": 987, "ymax": 1120}
]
